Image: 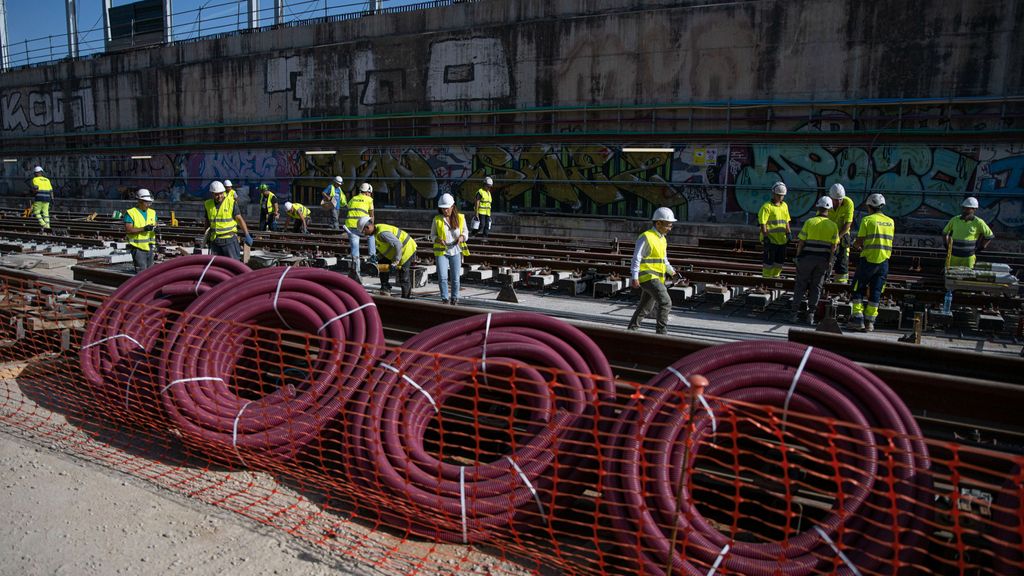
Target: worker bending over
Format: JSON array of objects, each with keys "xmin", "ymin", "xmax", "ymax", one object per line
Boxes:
[{"xmin": 357, "ymin": 218, "xmax": 418, "ymax": 299}]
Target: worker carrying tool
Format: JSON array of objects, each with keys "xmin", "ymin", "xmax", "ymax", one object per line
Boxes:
[
  {"xmin": 124, "ymin": 188, "xmax": 158, "ymax": 273},
  {"xmin": 848, "ymin": 193, "xmax": 894, "ymax": 332},
  {"xmin": 204, "ymin": 181, "xmax": 252, "ymax": 260},
  {"xmin": 343, "ymin": 183, "xmax": 377, "ymax": 276},
  {"xmin": 627, "ymin": 207, "xmax": 679, "ymax": 335},
  {"xmin": 322, "ymin": 175, "xmax": 346, "ymax": 231},
  {"xmin": 827, "ymin": 183, "xmax": 855, "ymax": 283},
  {"xmin": 258, "ymin": 184, "xmax": 279, "ymax": 231},
  {"xmin": 26, "ymin": 165, "xmax": 54, "ymax": 232},
  {"xmin": 758, "ymin": 182, "xmax": 791, "ymax": 278},
  {"xmin": 791, "ymin": 196, "xmax": 839, "ymax": 325},
  {"xmin": 943, "ymin": 197, "xmax": 994, "ymax": 270},
  {"xmin": 474, "ymin": 176, "xmax": 494, "ymax": 239},
  {"xmin": 356, "ymin": 217, "xmax": 417, "ymax": 299},
  {"xmin": 283, "ymin": 201, "xmax": 312, "ymax": 234},
  {"xmin": 428, "ymin": 193, "xmax": 470, "ymax": 305}
]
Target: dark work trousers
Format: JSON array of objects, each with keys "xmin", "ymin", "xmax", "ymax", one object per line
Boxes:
[
  {"xmin": 833, "ymin": 235, "xmax": 850, "ymax": 277},
  {"xmin": 129, "ymin": 246, "xmax": 155, "ymax": 273},
  {"xmin": 627, "ymin": 279, "xmax": 672, "ymax": 334},
  {"xmin": 380, "ymin": 257, "xmax": 414, "ymax": 299},
  {"xmin": 210, "ymin": 237, "xmax": 241, "ymax": 260},
  {"xmin": 793, "ymin": 254, "xmax": 829, "ymax": 313},
  {"xmin": 477, "ymin": 215, "xmax": 492, "ymax": 237}
]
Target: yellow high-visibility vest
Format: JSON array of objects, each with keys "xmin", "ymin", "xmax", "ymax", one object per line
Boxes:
[
  {"xmin": 476, "ymin": 188, "xmax": 492, "ymax": 216},
  {"xmin": 374, "ymin": 223, "xmax": 417, "ymax": 266},
  {"xmin": 638, "ymin": 228, "xmax": 668, "ymax": 284},
  {"xmin": 126, "ymin": 207, "xmax": 156, "ymax": 251},
  {"xmin": 204, "ymin": 197, "xmax": 238, "ymax": 239},
  {"xmin": 858, "ymin": 212, "xmax": 895, "ymax": 264},
  {"xmin": 432, "ymin": 214, "xmax": 470, "ymax": 257}
]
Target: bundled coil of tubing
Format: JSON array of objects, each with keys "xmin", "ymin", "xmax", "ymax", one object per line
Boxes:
[
  {"xmin": 80, "ymin": 255, "xmax": 251, "ymax": 424},
  {"xmin": 345, "ymin": 311, "xmax": 616, "ymax": 543},
  {"xmin": 159, "ymin": 266, "xmax": 384, "ymax": 466},
  {"xmin": 603, "ymin": 341, "xmax": 931, "ymax": 576}
]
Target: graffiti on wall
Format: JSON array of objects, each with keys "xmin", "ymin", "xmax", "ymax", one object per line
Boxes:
[{"xmin": 1, "ymin": 86, "xmax": 96, "ymax": 133}]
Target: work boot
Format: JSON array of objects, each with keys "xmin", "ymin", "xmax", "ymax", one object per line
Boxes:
[
  {"xmin": 864, "ymin": 320, "xmax": 875, "ymax": 333},
  {"xmin": 847, "ymin": 316, "xmax": 865, "ymax": 331},
  {"xmin": 789, "ymin": 312, "xmax": 802, "ymax": 324},
  {"xmin": 441, "ymin": 298, "xmax": 449, "ymax": 304},
  {"xmin": 804, "ymin": 311, "xmax": 816, "ymax": 326},
  {"xmin": 450, "ymin": 298, "xmax": 458, "ymax": 306},
  {"xmin": 368, "ymin": 255, "xmax": 378, "ymax": 265}
]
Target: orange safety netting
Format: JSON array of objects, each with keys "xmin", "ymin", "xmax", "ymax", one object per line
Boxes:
[{"xmin": 0, "ymin": 269, "xmax": 1021, "ymax": 576}]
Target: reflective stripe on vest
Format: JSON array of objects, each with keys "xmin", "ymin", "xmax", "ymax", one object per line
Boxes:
[
  {"xmin": 288, "ymin": 203, "xmax": 311, "ymax": 219},
  {"xmin": 32, "ymin": 176, "xmax": 53, "ymax": 202},
  {"xmin": 375, "ymin": 224, "xmax": 417, "ymax": 265},
  {"xmin": 345, "ymin": 195, "xmax": 373, "ymax": 229},
  {"xmin": 432, "ymin": 214, "xmax": 470, "ymax": 256},
  {"xmin": 638, "ymin": 229, "xmax": 668, "ymax": 284},
  {"xmin": 477, "ymin": 188, "xmax": 492, "ymax": 216},
  {"xmin": 205, "ymin": 197, "xmax": 238, "ymax": 239},
  {"xmin": 799, "ymin": 216, "xmax": 838, "ymax": 256},
  {"xmin": 859, "ymin": 213, "xmax": 895, "ymax": 264},
  {"xmin": 951, "ymin": 239, "xmax": 976, "ymax": 257},
  {"xmin": 264, "ymin": 192, "xmax": 276, "ymax": 212},
  {"xmin": 126, "ymin": 207, "xmax": 156, "ymax": 251}
]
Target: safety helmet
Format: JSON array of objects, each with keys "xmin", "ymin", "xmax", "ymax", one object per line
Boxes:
[
  {"xmin": 438, "ymin": 193, "xmax": 455, "ymax": 209},
  {"xmin": 283, "ymin": 202, "xmax": 293, "ymax": 212},
  {"xmin": 866, "ymin": 193, "xmax": 886, "ymax": 208},
  {"xmin": 258, "ymin": 184, "xmax": 269, "ymax": 191},
  {"xmin": 961, "ymin": 197, "xmax": 979, "ymax": 209},
  {"xmin": 771, "ymin": 182, "xmax": 787, "ymax": 196},
  {"xmin": 828, "ymin": 183, "xmax": 846, "ymax": 200},
  {"xmin": 33, "ymin": 166, "xmax": 43, "ymax": 173},
  {"xmin": 815, "ymin": 196, "xmax": 833, "ymax": 210},
  {"xmin": 333, "ymin": 176, "xmax": 344, "ymax": 185},
  {"xmin": 136, "ymin": 188, "xmax": 153, "ymax": 202},
  {"xmin": 209, "ymin": 181, "xmax": 226, "ymax": 194},
  {"xmin": 223, "ymin": 179, "xmax": 233, "ymax": 188},
  {"xmin": 484, "ymin": 176, "xmax": 494, "ymax": 187},
  {"xmin": 652, "ymin": 207, "xmax": 677, "ymax": 222},
  {"xmin": 359, "ymin": 182, "xmax": 372, "ymax": 193},
  {"xmin": 356, "ymin": 216, "xmax": 372, "ymax": 233}
]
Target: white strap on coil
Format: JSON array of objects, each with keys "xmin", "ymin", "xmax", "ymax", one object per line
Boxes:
[
  {"xmin": 124, "ymin": 360, "xmax": 141, "ymax": 411},
  {"xmin": 194, "ymin": 255, "xmax": 216, "ymax": 295},
  {"xmin": 782, "ymin": 346, "xmax": 814, "ymax": 428},
  {"xmin": 706, "ymin": 543, "xmax": 731, "ymax": 576},
  {"xmin": 232, "ymin": 401, "xmax": 254, "ymax": 468},
  {"xmin": 459, "ymin": 466, "xmax": 468, "ymax": 544},
  {"xmin": 160, "ymin": 376, "xmax": 224, "ymax": 394},
  {"xmin": 813, "ymin": 525, "xmax": 863, "ymax": 576},
  {"xmin": 506, "ymin": 456, "xmax": 546, "ymax": 517},
  {"xmin": 273, "ymin": 266, "xmax": 294, "ymax": 330},
  {"xmin": 480, "ymin": 313, "xmax": 492, "ymax": 383},
  {"xmin": 317, "ymin": 302, "xmax": 376, "ymax": 333},
  {"xmin": 667, "ymin": 366, "xmax": 716, "ymax": 434},
  {"xmin": 379, "ymin": 362, "xmax": 438, "ymax": 413},
  {"xmin": 82, "ymin": 333, "xmax": 145, "ymax": 350}
]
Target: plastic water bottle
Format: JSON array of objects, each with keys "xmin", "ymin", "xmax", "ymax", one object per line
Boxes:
[{"xmin": 942, "ymin": 290, "xmax": 953, "ymax": 314}]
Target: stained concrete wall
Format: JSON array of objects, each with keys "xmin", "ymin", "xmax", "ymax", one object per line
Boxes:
[{"xmin": 0, "ymin": 0, "xmax": 1021, "ymax": 137}]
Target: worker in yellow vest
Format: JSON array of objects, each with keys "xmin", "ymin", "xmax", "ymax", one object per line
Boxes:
[
  {"xmin": 124, "ymin": 188, "xmax": 158, "ymax": 273},
  {"xmin": 848, "ymin": 193, "xmax": 895, "ymax": 332},
  {"xmin": 428, "ymin": 193, "xmax": 470, "ymax": 305},
  {"xmin": 283, "ymin": 201, "xmax": 312, "ymax": 234},
  {"xmin": 224, "ymin": 180, "xmax": 238, "ymax": 202},
  {"xmin": 792, "ymin": 196, "xmax": 839, "ymax": 324},
  {"xmin": 204, "ymin": 181, "xmax": 252, "ymax": 260},
  {"xmin": 757, "ymin": 182, "xmax": 791, "ymax": 278},
  {"xmin": 27, "ymin": 166, "xmax": 54, "ymax": 232},
  {"xmin": 356, "ymin": 217, "xmax": 417, "ymax": 298},
  {"xmin": 943, "ymin": 197, "xmax": 994, "ymax": 269},
  {"xmin": 344, "ymin": 183, "xmax": 377, "ymax": 275},
  {"xmin": 827, "ymin": 183, "xmax": 855, "ymax": 283},
  {"xmin": 627, "ymin": 207, "xmax": 678, "ymax": 335},
  {"xmin": 474, "ymin": 176, "xmax": 494, "ymax": 239},
  {"xmin": 322, "ymin": 176, "xmax": 346, "ymax": 231},
  {"xmin": 258, "ymin": 184, "xmax": 279, "ymax": 231}
]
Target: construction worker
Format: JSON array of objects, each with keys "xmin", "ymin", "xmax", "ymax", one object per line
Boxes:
[
  {"xmin": 344, "ymin": 182, "xmax": 377, "ymax": 275},
  {"xmin": 224, "ymin": 180, "xmax": 238, "ymax": 202},
  {"xmin": 848, "ymin": 193, "xmax": 894, "ymax": 332},
  {"xmin": 627, "ymin": 207, "xmax": 678, "ymax": 335},
  {"xmin": 428, "ymin": 193, "xmax": 470, "ymax": 305},
  {"xmin": 124, "ymin": 188, "xmax": 158, "ymax": 273},
  {"xmin": 357, "ymin": 217, "xmax": 417, "ymax": 299},
  {"xmin": 258, "ymin": 184, "xmax": 279, "ymax": 231},
  {"xmin": 758, "ymin": 182, "xmax": 791, "ymax": 278},
  {"xmin": 322, "ymin": 176, "xmax": 346, "ymax": 231},
  {"xmin": 943, "ymin": 197, "xmax": 994, "ymax": 269},
  {"xmin": 204, "ymin": 181, "xmax": 252, "ymax": 260},
  {"xmin": 474, "ymin": 176, "xmax": 494, "ymax": 239},
  {"xmin": 827, "ymin": 183, "xmax": 855, "ymax": 283},
  {"xmin": 27, "ymin": 166, "xmax": 53, "ymax": 232},
  {"xmin": 791, "ymin": 196, "xmax": 839, "ymax": 324},
  {"xmin": 283, "ymin": 201, "xmax": 312, "ymax": 234}
]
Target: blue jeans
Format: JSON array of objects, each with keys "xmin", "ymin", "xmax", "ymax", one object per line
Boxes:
[
  {"xmin": 436, "ymin": 252, "xmax": 462, "ymax": 301},
  {"xmin": 852, "ymin": 258, "xmax": 888, "ymax": 306},
  {"xmin": 348, "ymin": 231, "xmax": 376, "ymax": 274}
]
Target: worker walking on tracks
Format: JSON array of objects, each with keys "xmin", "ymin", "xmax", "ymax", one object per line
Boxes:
[
  {"xmin": 827, "ymin": 183, "xmax": 855, "ymax": 283},
  {"xmin": 27, "ymin": 166, "xmax": 53, "ymax": 232},
  {"xmin": 943, "ymin": 197, "xmax": 994, "ymax": 269},
  {"xmin": 357, "ymin": 217, "xmax": 417, "ymax": 299},
  {"xmin": 474, "ymin": 176, "xmax": 494, "ymax": 239},
  {"xmin": 429, "ymin": 193, "xmax": 469, "ymax": 305},
  {"xmin": 124, "ymin": 189, "xmax": 158, "ymax": 273},
  {"xmin": 322, "ymin": 176, "xmax": 346, "ymax": 231},
  {"xmin": 224, "ymin": 180, "xmax": 238, "ymax": 202},
  {"xmin": 283, "ymin": 201, "xmax": 312, "ymax": 234},
  {"xmin": 791, "ymin": 196, "xmax": 839, "ymax": 324},
  {"xmin": 758, "ymin": 182, "xmax": 791, "ymax": 278},
  {"xmin": 344, "ymin": 183, "xmax": 377, "ymax": 275},
  {"xmin": 258, "ymin": 184, "xmax": 279, "ymax": 231},
  {"xmin": 627, "ymin": 207, "xmax": 678, "ymax": 335},
  {"xmin": 204, "ymin": 181, "xmax": 252, "ymax": 260},
  {"xmin": 848, "ymin": 193, "xmax": 894, "ymax": 332}
]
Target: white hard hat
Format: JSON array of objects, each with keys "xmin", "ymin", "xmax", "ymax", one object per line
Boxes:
[
  {"xmin": 961, "ymin": 197, "xmax": 979, "ymax": 209},
  {"xmin": 771, "ymin": 182, "xmax": 787, "ymax": 196},
  {"xmin": 652, "ymin": 207, "xmax": 677, "ymax": 222},
  {"xmin": 359, "ymin": 182, "xmax": 372, "ymax": 193},
  {"xmin": 438, "ymin": 193, "xmax": 455, "ymax": 209},
  {"xmin": 137, "ymin": 188, "xmax": 153, "ymax": 202},
  {"xmin": 334, "ymin": 176, "xmax": 344, "ymax": 185},
  {"xmin": 33, "ymin": 166, "xmax": 43, "ymax": 173},
  {"xmin": 209, "ymin": 181, "xmax": 226, "ymax": 194},
  {"xmin": 283, "ymin": 202, "xmax": 293, "ymax": 212},
  {"xmin": 356, "ymin": 216, "xmax": 372, "ymax": 232},
  {"xmin": 223, "ymin": 179, "xmax": 233, "ymax": 187},
  {"xmin": 484, "ymin": 176, "xmax": 494, "ymax": 186},
  {"xmin": 866, "ymin": 193, "xmax": 886, "ymax": 208},
  {"xmin": 828, "ymin": 183, "xmax": 846, "ymax": 200},
  {"xmin": 815, "ymin": 196, "xmax": 833, "ymax": 210}
]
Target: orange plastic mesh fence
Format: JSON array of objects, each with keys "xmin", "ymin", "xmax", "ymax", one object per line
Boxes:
[{"xmin": 0, "ymin": 271, "xmax": 1021, "ymax": 576}]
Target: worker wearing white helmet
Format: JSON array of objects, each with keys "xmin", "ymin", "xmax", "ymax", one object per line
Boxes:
[
  {"xmin": 473, "ymin": 176, "xmax": 495, "ymax": 239},
  {"xmin": 428, "ymin": 193, "xmax": 469, "ymax": 305},
  {"xmin": 321, "ymin": 175, "xmax": 346, "ymax": 231},
  {"xmin": 343, "ymin": 182, "xmax": 377, "ymax": 275},
  {"xmin": 943, "ymin": 196, "xmax": 994, "ymax": 270},
  {"xmin": 791, "ymin": 196, "xmax": 839, "ymax": 325},
  {"xmin": 358, "ymin": 218, "xmax": 418, "ymax": 299},
  {"xmin": 827, "ymin": 183, "xmax": 855, "ymax": 283},
  {"xmin": 848, "ymin": 193, "xmax": 894, "ymax": 332},
  {"xmin": 124, "ymin": 188, "xmax": 158, "ymax": 273},
  {"xmin": 203, "ymin": 181, "xmax": 252, "ymax": 260},
  {"xmin": 223, "ymin": 179, "xmax": 237, "ymax": 202},
  {"xmin": 283, "ymin": 200, "xmax": 312, "ymax": 234},
  {"xmin": 757, "ymin": 182, "xmax": 792, "ymax": 278},
  {"xmin": 627, "ymin": 207, "xmax": 679, "ymax": 335},
  {"xmin": 26, "ymin": 165, "xmax": 54, "ymax": 232}
]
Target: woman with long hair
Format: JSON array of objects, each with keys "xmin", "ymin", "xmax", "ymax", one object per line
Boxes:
[{"xmin": 429, "ymin": 193, "xmax": 469, "ymax": 305}]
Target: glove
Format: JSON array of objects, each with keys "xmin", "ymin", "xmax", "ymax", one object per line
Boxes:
[
  {"xmin": 243, "ymin": 233, "xmax": 254, "ymax": 246},
  {"xmin": 840, "ymin": 233, "xmax": 851, "ymax": 247},
  {"xmin": 143, "ymin": 224, "xmax": 155, "ymax": 232}
]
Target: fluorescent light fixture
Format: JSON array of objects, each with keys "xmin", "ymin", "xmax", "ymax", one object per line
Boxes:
[
  {"xmin": 2, "ymin": 159, "xmax": 17, "ymax": 163},
  {"xmin": 131, "ymin": 155, "xmax": 152, "ymax": 160},
  {"xmin": 305, "ymin": 150, "xmax": 337, "ymax": 155},
  {"xmin": 622, "ymin": 147, "xmax": 675, "ymax": 153}
]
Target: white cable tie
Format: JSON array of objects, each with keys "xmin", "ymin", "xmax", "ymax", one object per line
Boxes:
[
  {"xmin": 667, "ymin": 366, "xmax": 716, "ymax": 434},
  {"xmin": 459, "ymin": 466, "xmax": 468, "ymax": 545},
  {"xmin": 160, "ymin": 376, "xmax": 224, "ymax": 394},
  {"xmin": 317, "ymin": 302, "xmax": 377, "ymax": 333},
  {"xmin": 783, "ymin": 346, "xmax": 814, "ymax": 428},
  {"xmin": 481, "ymin": 313, "xmax": 492, "ymax": 383},
  {"xmin": 706, "ymin": 543, "xmax": 731, "ymax": 576},
  {"xmin": 813, "ymin": 525, "xmax": 863, "ymax": 576},
  {"xmin": 124, "ymin": 359, "xmax": 141, "ymax": 412},
  {"xmin": 232, "ymin": 401, "xmax": 254, "ymax": 468},
  {"xmin": 379, "ymin": 362, "xmax": 438, "ymax": 413},
  {"xmin": 82, "ymin": 333, "xmax": 144, "ymax": 350},
  {"xmin": 273, "ymin": 266, "xmax": 294, "ymax": 330},
  {"xmin": 194, "ymin": 255, "xmax": 217, "ymax": 295},
  {"xmin": 506, "ymin": 456, "xmax": 546, "ymax": 517}
]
